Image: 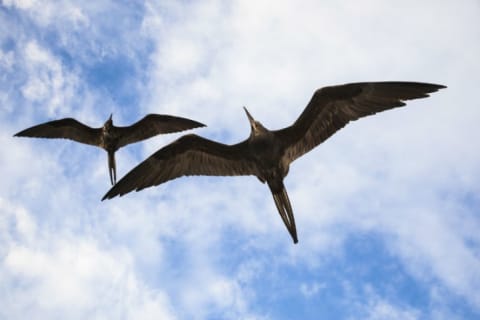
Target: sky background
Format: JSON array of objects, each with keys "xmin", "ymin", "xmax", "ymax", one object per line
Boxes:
[{"xmin": 1, "ymin": 0, "xmax": 479, "ymax": 319}]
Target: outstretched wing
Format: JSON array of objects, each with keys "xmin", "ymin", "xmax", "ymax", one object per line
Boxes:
[
  {"xmin": 275, "ymin": 81, "xmax": 446, "ymax": 163},
  {"xmin": 116, "ymin": 114, "xmax": 206, "ymax": 148},
  {"xmin": 14, "ymin": 118, "xmax": 102, "ymax": 147},
  {"xmin": 102, "ymin": 134, "xmax": 258, "ymax": 199}
]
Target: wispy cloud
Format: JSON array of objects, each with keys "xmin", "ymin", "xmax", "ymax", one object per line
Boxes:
[
  {"xmin": 19, "ymin": 40, "xmax": 78, "ymax": 116},
  {"xmin": 0, "ymin": 197, "xmax": 176, "ymax": 320}
]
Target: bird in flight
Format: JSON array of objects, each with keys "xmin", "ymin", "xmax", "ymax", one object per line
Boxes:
[
  {"xmin": 102, "ymin": 82, "xmax": 446, "ymax": 243},
  {"xmin": 14, "ymin": 114, "xmax": 205, "ymax": 185}
]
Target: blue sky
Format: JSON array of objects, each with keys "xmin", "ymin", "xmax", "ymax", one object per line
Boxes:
[{"xmin": 1, "ymin": 0, "xmax": 479, "ymax": 319}]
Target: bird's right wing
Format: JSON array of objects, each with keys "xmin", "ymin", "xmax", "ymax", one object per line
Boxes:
[
  {"xmin": 14, "ymin": 118, "xmax": 102, "ymax": 147},
  {"xmin": 102, "ymin": 134, "xmax": 258, "ymax": 199},
  {"xmin": 116, "ymin": 114, "xmax": 206, "ymax": 148}
]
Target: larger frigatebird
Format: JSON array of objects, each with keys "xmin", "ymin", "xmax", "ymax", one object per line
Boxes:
[
  {"xmin": 14, "ymin": 114, "xmax": 205, "ymax": 185},
  {"xmin": 102, "ymin": 82, "xmax": 446, "ymax": 243}
]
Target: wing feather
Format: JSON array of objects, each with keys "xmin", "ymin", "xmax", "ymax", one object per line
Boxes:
[
  {"xmin": 116, "ymin": 114, "xmax": 205, "ymax": 148},
  {"xmin": 14, "ymin": 118, "xmax": 102, "ymax": 147},
  {"xmin": 275, "ymin": 81, "xmax": 446, "ymax": 163},
  {"xmin": 102, "ymin": 134, "xmax": 257, "ymax": 199}
]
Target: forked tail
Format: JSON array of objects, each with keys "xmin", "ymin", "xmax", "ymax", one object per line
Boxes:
[
  {"xmin": 108, "ymin": 151, "xmax": 116, "ymax": 185},
  {"xmin": 268, "ymin": 180, "xmax": 298, "ymax": 244}
]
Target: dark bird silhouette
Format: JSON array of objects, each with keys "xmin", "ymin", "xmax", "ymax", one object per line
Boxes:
[
  {"xmin": 14, "ymin": 114, "xmax": 206, "ymax": 185},
  {"xmin": 102, "ymin": 82, "xmax": 446, "ymax": 243}
]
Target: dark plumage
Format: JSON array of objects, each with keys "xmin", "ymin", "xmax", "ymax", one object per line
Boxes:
[
  {"xmin": 102, "ymin": 82, "xmax": 446, "ymax": 243},
  {"xmin": 14, "ymin": 114, "xmax": 206, "ymax": 185}
]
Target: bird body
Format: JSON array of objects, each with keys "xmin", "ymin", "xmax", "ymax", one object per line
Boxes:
[
  {"xmin": 242, "ymin": 118, "xmax": 298, "ymax": 241},
  {"xmin": 99, "ymin": 118, "xmax": 117, "ymax": 150},
  {"xmin": 102, "ymin": 82, "xmax": 446, "ymax": 243},
  {"xmin": 249, "ymin": 133, "xmax": 285, "ymax": 178},
  {"xmin": 14, "ymin": 114, "xmax": 206, "ymax": 185}
]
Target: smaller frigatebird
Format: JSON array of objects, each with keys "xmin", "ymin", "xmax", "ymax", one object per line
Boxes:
[
  {"xmin": 102, "ymin": 82, "xmax": 446, "ymax": 243},
  {"xmin": 14, "ymin": 114, "xmax": 205, "ymax": 185}
]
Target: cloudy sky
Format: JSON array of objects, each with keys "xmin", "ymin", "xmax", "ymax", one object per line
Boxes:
[{"xmin": 1, "ymin": 0, "xmax": 479, "ymax": 319}]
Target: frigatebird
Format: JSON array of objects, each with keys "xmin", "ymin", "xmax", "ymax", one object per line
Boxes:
[
  {"xmin": 102, "ymin": 82, "xmax": 446, "ymax": 243},
  {"xmin": 14, "ymin": 114, "xmax": 205, "ymax": 185}
]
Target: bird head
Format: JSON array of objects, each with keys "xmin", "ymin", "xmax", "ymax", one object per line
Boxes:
[
  {"xmin": 104, "ymin": 113, "xmax": 113, "ymax": 128},
  {"xmin": 243, "ymin": 106, "xmax": 267, "ymax": 136}
]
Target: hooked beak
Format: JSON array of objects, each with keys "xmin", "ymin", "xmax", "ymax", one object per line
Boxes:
[{"xmin": 243, "ymin": 106, "xmax": 255, "ymax": 129}]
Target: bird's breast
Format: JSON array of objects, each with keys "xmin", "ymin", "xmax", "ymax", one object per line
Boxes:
[
  {"xmin": 249, "ymin": 137, "xmax": 286, "ymax": 174},
  {"xmin": 101, "ymin": 130, "xmax": 120, "ymax": 151},
  {"xmin": 250, "ymin": 137, "xmax": 278, "ymax": 156}
]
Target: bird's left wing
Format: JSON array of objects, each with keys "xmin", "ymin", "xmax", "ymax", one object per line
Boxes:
[
  {"xmin": 116, "ymin": 114, "xmax": 206, "ymax": 148},
  {"xmin": 274, "ymin": 81, "xmax": 446, "ymax": 164},
  {"xmin": 102, "ymin": 134, "xmax": 257, "ymax": 199}
]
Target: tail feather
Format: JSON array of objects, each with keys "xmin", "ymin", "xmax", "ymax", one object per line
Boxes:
[
  {"xmin": 108, "ymin": 151, "xmax": 116, "ymax": 185},
  {"xmin": 269, "ymin": 181, "xmax": 298, "ymax": 244}
]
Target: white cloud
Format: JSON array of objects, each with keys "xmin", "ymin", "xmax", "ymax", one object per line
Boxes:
[
  {"xmin": 0, "ymin": 49, "xmax": 14, "ymax": 70},
  {"xmin": 2, "ymin": 0, "xmax": 89, "ymax": 27},
  {"xmin": 300, "ymin": 282, "xmax": 325, "ymax": 298},
  {"xmin": 2, "ymin": 0, "xmax": 37, "ymax": 10},
  {"xmin": 363, "ymin": 299, "xmax": 419, "ymax": 320},
  {"xmin": 20, "ymin": 41, "xmax": 77, "ymax": 116},
  {"xmin": 0, "ymin": 197, "xmax": 176, "ymax": 320},
  {"xmin": 341, "ymin": 284, "xmax": 421, "ymax": 320}
]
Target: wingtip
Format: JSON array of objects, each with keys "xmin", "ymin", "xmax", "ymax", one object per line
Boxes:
[
  {"xmin": 426, "ymin": 83, "xmax": 447, "ymax": 95},
  {"xmin": 101, "ymin": 187, "xmax": 127, "ymax": 201},
  {"xmin": 101, "ymin": 192, "xmax": 110, "ymax": 201},
  {"xmin": 411, "ymin": 82, "xmax": 447, "ymax": 94},
  {"xmin": 433, "ymin": 83, "xmax": 447, "ymax": 90},
  {"xmin": 101, "ymin": 191, "xmax": 116, "ymax": 201},
  {"xmin": 406, "ymin": 82, "xmax": 447, "ymax": 91},
  {"xmin": 185, "ymin": 119, "xmax": 207, "ymax": 130},
  {"xmin": 101, "ymin": 189, "xmax": 115, "ymax": 201}
]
